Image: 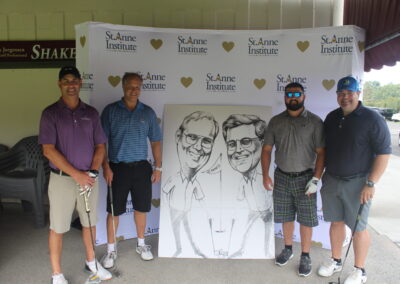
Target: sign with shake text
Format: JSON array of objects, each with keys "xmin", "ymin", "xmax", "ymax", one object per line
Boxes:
[{"xmin": 75, "ymin": 22, "xmax": 365, "ymax": 253}]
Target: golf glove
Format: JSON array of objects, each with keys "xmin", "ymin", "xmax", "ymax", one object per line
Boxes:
[{"xmin": 305, "ymin": 177, "xmax": 319, "ymax": 195}]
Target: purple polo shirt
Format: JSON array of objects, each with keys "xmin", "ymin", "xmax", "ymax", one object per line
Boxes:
[{"xmin": 39, "ymin": 99, "xmax": 106, "ymax": 171}]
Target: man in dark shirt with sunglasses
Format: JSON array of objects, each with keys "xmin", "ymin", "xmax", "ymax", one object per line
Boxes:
[{"xmin": 262, "ymin": 82, "xmax": 325, "ymax": 276}]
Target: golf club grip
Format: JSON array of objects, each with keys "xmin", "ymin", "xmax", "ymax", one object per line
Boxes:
[{"xmin": 84, "ymin": 193, "xmax": 90, "ymax": 213}]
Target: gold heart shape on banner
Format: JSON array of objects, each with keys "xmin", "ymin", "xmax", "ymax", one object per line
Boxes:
[
  {"xmin": 156, "ymin": 117, "xmax": 161, "ymax": 124},
  {"xmin": 151, "ymin": 198, "xmax": 160, "ymax": 208},
  {"xmin": 150, "ymin": 39, "xmax": 163, "ymax": 50},
  {"xmin": 80, "ymin": 36, "xmax": 86, "ymax": 48},
  {"xmin": 358, "ymin": 41, "xmax": 365, "ymax": 52},
  {"xmin": 180, "ymin": 77, "xmax": 193, "ymax": 88},
  {"xmin": 322, "ymin": 79, "xmax": 335, "ymax": 91},
  {"xmin": 116, "ymin": 236, "xmax": 125, "ymax": 242},
  {"xmin": 311, "ymin": 241, "xmax": 323, "ymax": 248},
  {"xmin": 222, "ymin": 41, "xmax": 235, "ymax": 52},
  {"xmin": 297, "ymin": 41, "xmax": 309, "ymax": 52},
  {"xmin": 108, "ymin": 76, "xmax": 121, "ymax": 87},
  {"xmin": 253, "ymin": 79, "xmax": 266, "ymax": 89}
]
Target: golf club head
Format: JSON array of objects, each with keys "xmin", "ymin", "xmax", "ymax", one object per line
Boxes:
[
  {"xmin": 328, "ymin": 277, "xmax": 340, "ymax": 284},
  {"xmin": 85, "ymin": 273, "xmax": 101, "ymax": 284}
]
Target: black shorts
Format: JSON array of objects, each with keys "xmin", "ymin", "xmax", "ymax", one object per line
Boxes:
[{"xmin": 107, "ymin": 161, "xmax": 153, "ymax": 215}]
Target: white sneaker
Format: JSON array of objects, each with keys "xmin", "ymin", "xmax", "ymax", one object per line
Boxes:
[
  {"xmin": 102, "ymin": 251, "xmax": 117, "ymax": 269},
  {"xmin": 136, "ymin": 244, "xmax": 154, "ymax": 261},
  {"xmin": 51, "ymin": 274, "xmax": 68, "ymax": 284},
  {"xmin": 344, "ymin": 268, "xmax": 367, "ymax": 284},
  {"xmin": 318, "ymin": 258, "xmax": 342, "ymax": 277},
  {"xmin": 85, "ymin": 260, "xmax": 113, "ymax": 281}
]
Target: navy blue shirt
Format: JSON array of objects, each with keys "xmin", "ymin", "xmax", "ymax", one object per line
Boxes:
[{"xmin": 324, "ymin": 102, "xmax": 391, "ymax": 177}]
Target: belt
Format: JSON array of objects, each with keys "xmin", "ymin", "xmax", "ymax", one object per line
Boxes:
[
  {"xmin": 51, "ymin": 168, "xmax": 70, "ymax": 177},
  {"xmin": 277, "ymin": 167, "xmax": 313, "ymax": 177},
  {"xmin": 112, "ymin": 160, "xmax": 148, "ymax": 167}
]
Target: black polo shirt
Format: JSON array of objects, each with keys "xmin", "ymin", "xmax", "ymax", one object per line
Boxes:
[{"xmin": 324, "ymin": 102, "xmax": 391, "ymax": 177}]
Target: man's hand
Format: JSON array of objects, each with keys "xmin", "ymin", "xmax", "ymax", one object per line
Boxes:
[
  {"xmin": 103, "ymin": 165, "xmax": 113, "ymax": 186},
  {"xmin": 263, "ymin": 175, "xmax": 273, "ymax": 191},
  {"xmin": 72, "ymin": 171, "xmax": 95, "ymax": 190},
  {"xmin": 360, "ymin": 185, "xmax": 375, "ymax": 203},
  {"xmin": 151, "ymin": 169, "xmax": 161, "ymax": 184},
  {"xmin": 305, "ymin": 177, "xmax": 319, "ymax": 196}
]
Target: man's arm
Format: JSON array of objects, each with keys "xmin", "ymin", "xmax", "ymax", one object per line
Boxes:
[
  {"xmin": 313, "ymin": 147, "xmax": 325, "ymax": 179},
  {"xmin": 102, "ymin": 147, "xmax": 113, "ymax": 186},
  {"xmin": 151, "ymin": 141, "xmax": 162, "ymax": 184},
  {"xmin": 42, "ymin": 144, "xmax": 94, "ymax": 188},
  {"xmin": 90, "ymin": 143, "xmax": 106, "ymax": 171},
  {"xmin": 261, "ymin": 144, "xmax": 273, "ymax": 190},
  {"xmin": 360, "ymin": 154, "xmax": 390, "ymax": 203}
]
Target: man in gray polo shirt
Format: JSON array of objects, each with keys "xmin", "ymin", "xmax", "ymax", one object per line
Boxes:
[
  {"xmin": 318, "ymin": 76, "xmax": 391, "ymax": 284},
  {"xmin": 39, "ymin": 66, "xmax": 111, "ymax": 284},
  {"xmin": 261, "ymin": 82, "xmax": 325, "ymax": 277}
]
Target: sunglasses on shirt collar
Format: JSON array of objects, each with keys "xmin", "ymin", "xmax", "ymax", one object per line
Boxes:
[{"xmin": 285, "ymin": 92, "xmax": 303, "ymax": 98}]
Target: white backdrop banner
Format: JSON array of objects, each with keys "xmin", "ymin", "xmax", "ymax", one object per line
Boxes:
[{"xmin": 75, "ymin": 22, "xmax": 365, "ymax": 252}]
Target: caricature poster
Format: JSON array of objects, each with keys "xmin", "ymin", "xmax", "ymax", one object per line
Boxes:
[{"xmin": 159, "ymin": 104, "xmax": 274, "ymax": 259}]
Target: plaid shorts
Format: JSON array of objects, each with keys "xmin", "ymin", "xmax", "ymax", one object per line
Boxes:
[{"xmin": 273, "ymin": 168, "xmax": 318, "ymax": 227}]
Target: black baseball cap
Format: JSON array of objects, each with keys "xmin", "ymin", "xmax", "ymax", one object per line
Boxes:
[{"xmin": 59, "ymin": 66, "xmax": 81, "ymax": 80}]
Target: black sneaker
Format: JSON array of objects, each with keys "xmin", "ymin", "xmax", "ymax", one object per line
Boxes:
[
  {"xmin": 298, "ymin": 255, "xmax": 312, "ymax": 277},
  {"xmin": 275, "ymin": 248, "xmax": 293, "ymax": 266}
]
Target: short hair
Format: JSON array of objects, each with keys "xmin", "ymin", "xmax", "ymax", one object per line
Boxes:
[
  {"xmin": 222, "ymin": 114, "xmax": 266, "ymax": 141},
  {"xmin": 177, "ymin": 111, "xmax": 219, "ymax": 140},
  {"xmin": 122, "ymin": 72, "xmax": 143, "ymax": 85},
  {"xmin": 284, "ymin": 82, "xmax": 304, "ymax": 93}
]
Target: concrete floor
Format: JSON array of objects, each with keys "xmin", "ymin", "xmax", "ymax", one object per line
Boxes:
[{"xmin": 0, "ymin": 203, "xmax": 399, "ymax": 284}]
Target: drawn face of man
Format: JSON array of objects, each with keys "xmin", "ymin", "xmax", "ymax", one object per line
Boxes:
[
  {"xmin": 226, "ymin": 124, "xmax": 262, "ymax": 173},
  {"xmin": 176, "ymin": 118, "xmax": 215, "ymax": 171}
]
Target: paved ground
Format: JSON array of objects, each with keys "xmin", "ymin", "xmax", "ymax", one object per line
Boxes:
[{"xmin": 368, "ymin": 121, "xmax": 400, "ymax": 246}]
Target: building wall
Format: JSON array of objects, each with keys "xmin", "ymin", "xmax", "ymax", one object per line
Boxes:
[{"xmin": 0, "ymin": 0, "xmax": 341, "ymax": 147}]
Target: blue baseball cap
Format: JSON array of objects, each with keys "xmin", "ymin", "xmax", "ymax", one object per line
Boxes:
[{"xmin": 337, "ymin": 76, "xmax": 360, "ymax": 92}]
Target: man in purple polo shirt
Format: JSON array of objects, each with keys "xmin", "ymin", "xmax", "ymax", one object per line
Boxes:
[{"xmin": 39, "ymin": 66, "xmax": 111, "ymax": 284}]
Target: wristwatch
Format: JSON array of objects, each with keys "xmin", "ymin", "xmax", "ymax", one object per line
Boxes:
[
  {"xmin": 366, "ymin": 180, "xmax": 375, "ymax": 187},
  {"xmin": 89, "ymin": 169, "xmax": 99, "ymax": 178},
  {"xmin": 154, "ymin": 167, "xmax": 162, "ymax": 172}
]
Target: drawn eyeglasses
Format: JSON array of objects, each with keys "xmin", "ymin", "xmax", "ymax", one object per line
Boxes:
[
  {"xmin": 285, "ymin": 92, "xmax": 302, "ymax": 98},
  {"xmin": 182, "ymin": 132, "xmax": 214, "ymax": 150},
  {"xmin": 226, "ymin": 137, "xmax": 259, "ymax": 152}
]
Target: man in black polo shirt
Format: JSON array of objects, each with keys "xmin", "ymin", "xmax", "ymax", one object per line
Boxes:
[{"xmin": 318, "ymin": 76, "xmax": 391, "ymax": 284}]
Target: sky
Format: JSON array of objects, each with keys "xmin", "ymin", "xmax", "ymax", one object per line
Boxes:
[{"xmin": 363, "ymin": 62, "xmax": 400, "ymax": 86}]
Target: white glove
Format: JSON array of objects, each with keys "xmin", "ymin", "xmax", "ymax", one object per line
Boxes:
[{"xmin": 305, "ymin": 177, "xmax": 319, "ymax": 195}]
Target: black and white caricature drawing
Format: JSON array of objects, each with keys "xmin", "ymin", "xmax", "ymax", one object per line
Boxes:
[
  {"xmin": 162, "ymin": 111, "xmax": 219, "ymax": 257},
  {"xmin": 222, "ymin": 114, "xmax": 274, "ymax": 258},
  {"xmin": 159, "ymin": 105, "xmax": 274, "ymax": 259}
]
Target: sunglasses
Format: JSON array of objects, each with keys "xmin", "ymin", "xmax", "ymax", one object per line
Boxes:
[{"xmin": 285, "ymin": 92, "xmax": 302, "ymax": 98}]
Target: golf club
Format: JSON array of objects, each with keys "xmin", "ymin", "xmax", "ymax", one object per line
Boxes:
[
  {"xmin": 83, "ymin": 188, "xmax": 101, "ymax": 284},
  {"xmin": 101, "ymin": 185, "xmax": 122, "ymax": 278},
  {"xmin": 328, "ymin": 203, "xmax": 365, "ymax": 284}
]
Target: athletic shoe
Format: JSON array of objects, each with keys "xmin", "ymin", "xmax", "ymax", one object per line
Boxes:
[
  {"xmin": 298, "ymin": 255, "xmax": 312, "ymax": 277},
  {"xmin": 344, "ymin": 267, "xmax": 367, "ymax": 284},
  {"xmin": 85, "ymin": 260, "xmax": 112, "ymax": 280},
  {"xmin": 51, "ymin": 274, "xmax": 68, "ymax": 284},
  {"xmin": 102, "ymin": 251, "xmax": 117, "ymax": 269},
  {"xmin": 318, "ymin": 258, "xmax": 343, "ymax": 277},
  {"xmin": 136, "ymin": 244, "xmax": 154, "ymax": 261},
  {"xmin": 275, "ymin": 248, "xmax": 293, "ymax": 266}
]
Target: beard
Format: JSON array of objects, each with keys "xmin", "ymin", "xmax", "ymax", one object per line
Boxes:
[{"xmin": 285, "ymin": 100, "xmax": 304, "ymax": 111}]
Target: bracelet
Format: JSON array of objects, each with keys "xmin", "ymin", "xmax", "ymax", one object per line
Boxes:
[{"xmin": 154, "ymin": 167, "xmax": 162, "ymax": 172}]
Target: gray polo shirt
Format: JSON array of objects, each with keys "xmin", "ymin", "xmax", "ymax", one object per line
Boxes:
[{"xmin": 264, "ymin": 109, "xmax": 325, "ymax": 172}]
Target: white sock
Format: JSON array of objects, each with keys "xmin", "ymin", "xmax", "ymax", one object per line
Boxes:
[
  {"xmin": 86, "ymin": 259, "xmax": 97, "ymax": 272},
  {"xmin": 138, "ymin": 238, "xmax": 145, "ymax": 246},
  {"xmin": 52, "ymin": 273, "xmax": 64, "ymax": 280},
  {"xmin": 107, "ymin": 243, "xmax": 116, "ymax": 253}
]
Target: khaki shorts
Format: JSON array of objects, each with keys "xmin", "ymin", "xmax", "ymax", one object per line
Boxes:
[{"xmin": 48, "ymin": 172, "xmax": 99, "ymax": 234}]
